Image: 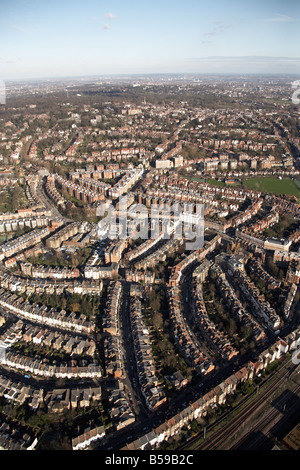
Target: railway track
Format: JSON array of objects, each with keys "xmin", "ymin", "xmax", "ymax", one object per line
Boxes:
[
  {"xmin": 228, "ymin": 383, "xmax": 300, "ymax": 450},
  {"xmin": 179, "ymin": 358, "xmax": 298, "ymax": 450}
]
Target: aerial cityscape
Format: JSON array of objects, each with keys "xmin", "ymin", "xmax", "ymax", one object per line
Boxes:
[{"xmin": 0, "ymin": 0, "xmax": 299, "ymax": 457}]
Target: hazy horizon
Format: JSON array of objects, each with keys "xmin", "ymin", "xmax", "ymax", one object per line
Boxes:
[{"xmin": 4, "ymin": 70, "xmax": 300, "ymax": 85}]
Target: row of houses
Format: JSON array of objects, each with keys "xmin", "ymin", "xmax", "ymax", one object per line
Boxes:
[
  {"xmin": 153, "ymin": 174, "xmax": 258, "ymax": 205},
  {"xmin": 168, "ymin": 234, "xmax": 221, "ymax": 286},
  {"xmin": 55, "ymin": 175, "xmax": 106, "ymax": 204},
  {"xmin": 122, "ymin": 327, "xmax": 300, "ymax": 450},
  {"xmin": 102, "ymin": 282, "xmax": 124, "ymax": 379},
  {"xmin": 233, "ymin": 268, "xmax": 281, "ymax": 332},
  {"xmin": 167, "ymin": 286, "xmax": 215, "ymax": 376},
  {"xmin": 72, "ymin": 422, "xmax": 106, "ymax": 451},
  {"xmin": 0, "ymin": 207, "xmax": 52, "ymax": 222},
  {"xmin": 135, "ymin": 186, "xmax": 240, "ymax": 220},
  {"xmin": 283, "ymin": 284, "xmax": 298, "ymax": 320},
  {"xmin": 21, "ymin": 323, "xmax": 96, "ymax": 357},
  {"xmin": 20, "ymin": 262, "xmax": 80, "ymax": 280},
  {"xmin": 44, "ymin": 386, "xmax": 102, "ymax": 413},
  {"xmin": 108, "ymin": 167, "xmax": 144, "ymax": 199},
  {"xmin": 44, "ymin": 175, "xmax": 71, "ymax": 211},
  {"xmin": 210, "ymin": 263, "xmax": 267, "ymax": 343},
  {"xmin": 192, "ymin": 272, "xmax": 239, "ymax": 362},
  {"xmin": 270, "ymin": 195, "xmax": 300, "ymax": 220},
  {"xmin": 69, "ymin": 167, "xmax": 120, "ymax": 182},
  {"xmin": 25, "ymin": 175, "xmax": 44, "ymax": 209},
  {"xmin": 124, "ymin": 231, "xmax": 165, "ymax": 263},
  {"xmin": 3, "ymin": 240, "xmax": 49, "ymax": 269},
  {"xmin": 133, "ymin": 238, "xmax": 183, "ymax": 271},
  {"xmin": 286, "ymin": 260, "xmax": 300, "ymax": 285},
  {"xmin": 125, "ymin": 269, "xmax": 155, "ymax": 284},
  {"xmin": 0, "ymin": 226, "xmax": 51, "ymax": 260},
  {"xmin": 133, "ymin": 191, "xmax": 230, "ymax": 229},
  {"xmin": 102, "ymin": 282, "xmax": 122, "ymax": 337},
  {"xmin": 197, "ymin": 138, "xmax": 278, "ymax": 152},
  {"xmin": 192, "ymin": 259, "xmax": 212, "ymax": 282},
  {"xmin": 84, "ymin": 262, "xmax": 119, "ymax": 280},
  {"xmin": 45, "ymin": 222, "xmax": 82, "ymax": 249},
  {"xmin": 0, "ymin": 320, "xmax": 23, "ymax": 351},
  {"xmin": 107, "ymin": 380, "xmax": 135, "ymax": 432},
  {"xmin": 0, "ymin": 419, "xmax": 39, "ymax": 451},
  {"xmin": 0, "ymin": 215, "xmax": 50, "ymax": 234},
  {"xmin": 71, "ymin": 176, "xmax": 111, "ymax": 195},
  {"xmin": 103, "ymin": 336, "xmax": 124, "ymax": 379},
  {"xmin": 231, "ymin": 198, "xmax": 263, "ymax": 228},
  {"xmin": 129, "ymin": 297, "xmax": 166, "ymax": 411},
  {"xmin": 236, "ymin": 229, "xmax": 293, "ymax": 253},
  {"xmin": 0, "ymin": 375, "xmax": 43, "ymax": 409},
  {"xmin": 1, "ymin": 351, "xmax": 102, "ymax": 379},
  {"xmin": 273, "ymin": 250, "xmax": 300, "ymax": 263},
  {"xmin": 247, "ymin": 258, "xmax": 281, "ymax": 289},
  {"xmin": 0, "ymin": 288, "xmax": 95, "ymax": 334},
  {"xmin": 135, "ymin": 191, "xmax": 213, "ymax": 209},
  {"xmin": 0, "ymin": 268, "xmax": 103, "ymax": 296},
  {"xmin": 244, "ymin": 210, "xmax": 279, "ymax": 235},
  {"xmin": 142, "ymin": 171, "xmax": 244, "ymax": 204}
]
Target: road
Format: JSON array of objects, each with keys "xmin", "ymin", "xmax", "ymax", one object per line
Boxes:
[
  {"xmin": 118, "ymin": 282, "xmax": 150, "ymax": 420},
  {"xmin": 36, "ymin": 176, "xmax": 72, "ymax": 222}
]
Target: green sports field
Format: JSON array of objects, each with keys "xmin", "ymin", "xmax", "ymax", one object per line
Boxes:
[{"xmin": 243, "ymin": 177, "xmax": 300, "ymax": 200}]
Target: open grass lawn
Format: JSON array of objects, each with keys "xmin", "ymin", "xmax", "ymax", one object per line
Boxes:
[
  {"xmin": 208, "ymin": 178, "xmax": 226, "ymax": 187},
  {"xmin": 243, "ymin": 177, "xmax": 300, "ymax": 200}
]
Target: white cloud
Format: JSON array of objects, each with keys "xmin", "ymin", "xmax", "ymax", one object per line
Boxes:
[
  {"xmin": 265, "ymin": 14, "xmax": 295, "ymax": 23},
  {"xmin": 106, "ymin": 12, "xmax": 116, "ymax": 20},
  {"xmin": 204, "ymin": 22, "xmax": 232, "ymax": 37}
]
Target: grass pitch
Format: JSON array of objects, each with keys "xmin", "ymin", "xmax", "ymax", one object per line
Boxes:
[{"xmin": 243, "ymin": 177, "xmax": 300, "ymax": 200}]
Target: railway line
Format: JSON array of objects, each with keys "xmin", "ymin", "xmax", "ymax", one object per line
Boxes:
[
  {"xmin": 228, "ymin": 384, "xmax": 300, "ymax": 450},
  {"xmin": 179, "ymin": 358, "xmax": 299, "ymax": 450}
]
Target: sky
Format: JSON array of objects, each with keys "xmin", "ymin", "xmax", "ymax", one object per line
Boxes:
[{"xmin": 0, "ymin": 0, "xmax": 300, "ymax": 80}]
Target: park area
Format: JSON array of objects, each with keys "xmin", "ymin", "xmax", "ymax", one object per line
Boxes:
[{"xmin": 242, "ymin": 177, "xmax": 300, "ymax": 201}]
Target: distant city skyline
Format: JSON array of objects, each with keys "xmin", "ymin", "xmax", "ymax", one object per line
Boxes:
[{"xmin": 1, "ymin": 0, "xmax": 300, "ymax": 80}]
